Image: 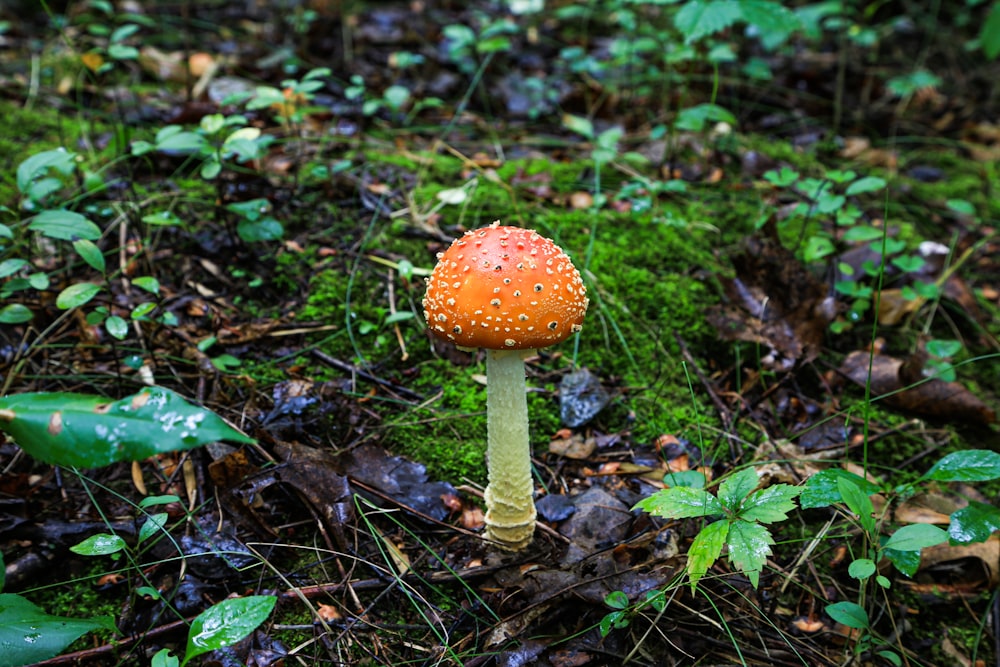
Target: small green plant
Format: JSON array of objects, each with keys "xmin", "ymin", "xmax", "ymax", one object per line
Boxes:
[
  {"xmin": 598, "ymin": 588, "xmax": 667, "ymax": 637},
  {"xmin": 634, "ymin": 466, "xmax": 802, "ymax": 589},
  {"xmin": 800, "ymin": 449, "xmax": 1000, "ymax": 664}
]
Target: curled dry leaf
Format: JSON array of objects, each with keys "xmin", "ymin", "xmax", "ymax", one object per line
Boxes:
[{"xmin": 839, "ymin": 351, "xmax": 995, "ymax": 427}]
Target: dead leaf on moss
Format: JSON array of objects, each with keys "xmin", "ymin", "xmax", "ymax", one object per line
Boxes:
[{"xmin": 840, "ymin": 351, "xmax": 995, "ymax": 426}]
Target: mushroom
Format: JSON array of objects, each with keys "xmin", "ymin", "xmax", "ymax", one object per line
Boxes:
[{"xmin": 423, "ymin": 221, "xmax": 589, "ymax": 550}]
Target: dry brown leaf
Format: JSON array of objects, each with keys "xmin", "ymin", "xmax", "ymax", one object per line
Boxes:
[{"xmin": 840, "ymin": 351, "xmax": 996, "ymax": 426}]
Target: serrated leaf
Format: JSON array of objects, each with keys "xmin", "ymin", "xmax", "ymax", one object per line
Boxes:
[
  {"xmin": 837, "ymin": 476, "xmax": 876, "ymax": 535},
  {"xmin": 687, "ymin": 519, "xmax": 729, "ymax": 588},
  {"xmin": 674, "ymin": 0, "xmax": 743, "ymax": 44},
  {"xmin": 800, "ymin": 469, "xmax": 881, "ymax": 509},
  {"xmin": 717, "ymin": 467, "xmax": 759, "ymax": 510},
  {"xmin": 634, "ymin": 486, "xmax": 725, "ymax": 519},
  {"xmin": 923, "ymin": 449, "xmax": 1000, "ymax": 482},
  {"xmin": 0, "ymin": 386, "xmax": 254, "ymax": 468},
  {"xmin": 948, "ymin": 502, "xmax": 1000, "ymax": 544},
  {"xmin": 826, "ymin": 601, "xmax": 869, "ymax": 629},
  {"xmin": 70, "ymin": 533, "xmax": 126, "ymax": 556},
  {"xmin": 183, "ymin": 596, "xmax": 276, "ymax": 666},
  {"xmin": 739, "ymin": 0, "xmax": 801, "ymax": 47},
  {"xmin": 28, "ymin": 210, "xmax": 101, "ymax": 241},
  {"xmin": 739, "ymin": 484, "xmax": 802, "ymax": 524},
  {"xmin": 882, "ymin": 523, "xmax": 948, "ymax": 551},
  {"xmin": 56, "ymin": 282, "xmax": 101, "ymax": 309},
  {"xmin": 727, "ymin": 520, "xmax": 773, "ymax": 588},
  {"xmin": 0, "ymin": 593, "xmax": 115, "ymax": 667}
]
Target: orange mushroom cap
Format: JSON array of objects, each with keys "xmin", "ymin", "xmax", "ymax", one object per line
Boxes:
[{"xmin": 423, "ymin": 222, "xmax": 589, "ymax": 350}]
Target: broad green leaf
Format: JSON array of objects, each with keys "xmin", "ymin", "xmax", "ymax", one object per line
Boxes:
[
  {"xmin": 663, "ymin": 469, "xmax": 705, "ymax": 488},
  {"xmin": 845, "ymin": 176, "xmax": 887, "ymax": 196},
  {"xmin": 717, "ymin": 467, "xmax": 759, "ymax": 510},
  {"xmin": 105, "ymin": 315, "xmax": 129, "ymax": 340},
  {"xmin": 800, "ymin": 469, "xmax": 881, "ymax": 509},
  {"xmin": 948, "ymin": 502, "xmax": 1000, "ymax": 544},
  {"xmin": 739, "ymin": 484, "xmax": 802, "ymax": 524},
  {"xmin": 73, "ymin": 239, "xmax": 105, "ymax": 272},
  {"xmin": 674, "ymin": 103, "xmax": 736, "ymax": 132},
  {"xmin": 841, "ymin": 225, "xmax": 885, "ymax": 242},
  {"xmin": 0, "ymin": 259, "xmax": 28, "ymax": 278},
  {"xmin": 0, "ymin": 593, "xmax": 114, "ymax": 667},
  {"xmin": 70, "ymin": 533, "xmax": 126, "ymax": 556},
  {"xmin": 687, "ymin": 519, "xmax": 729, "ymax": 588},
  {"xmin": 182, "ymin": 596, "xmax": 276, "ymax": 666},
  {"xmin": 155, "ymin": 130, "xmax": 207, "ymax": 154},
  {"xmin": 825, "ymin": 601, "xmax": 869, "ymax": 630},
  {"xmin": 142, "ymin": 210, "xmax": 183, "ymax": 226},
  {"xmin": 674, "ymin": 0, "xmax": 742, "ymax": 44},
  {"xmin": 132, "ymin": 276, "xmax": 160, "ymax": 295},
  {"xmin": 634, "ymin": 486, "xmax": 725, "ymax": 519},
  {"xmin": 140, "ymin": 494, "xmax": 182, "ymax": 509},
  {"xmin": 604, "ymin": 590, "xmax": 629, "ymax": 610},
  {"xmin": 28, "ymin": 209, "xmax": 101, "ymax": 241},
  {"xmin": 848, "ymin": 558, "xmax": 876, "ymax": 580},
  {"xmin": 237, "ymin": 217, "xmax": 284, "ymax": 242},
  {"xmin": 56, "ymin": 282, "xmax": 101, "ymax": 309},
  {"xmin": 16, "ymin": 148, "xmax": 76, "ymax": 195},
  {"xmin": 0, "ymin": 304, "xmax": 33, "ymax": 324},
  {"xmin": 882, "ymin": 547, "xmax": 920, "ymax": 577},
  {"xmin": 923, "ymin": 449, "xmax": 1000, "ymax": 482},
  {"xmin": 838, "ymin": 477, "xmax": 876, "ymax": 535},
  {"xmin": 0, "ymin": 386, "xmax": 255, "ymax": 468},
  {"xmin": 877, "ymin": 650, "xmax": 903, "ymax": 667},
  {"xmin": 882, "ymin": 523, "xmax": 948, "ymax": 552},
  {"xmin": 926, "ymin": 339, "xmax": 962, "ymax": 359},
  {"xmin": 727, "ymin": 520, "xmax": 773, "ymax": 588}
]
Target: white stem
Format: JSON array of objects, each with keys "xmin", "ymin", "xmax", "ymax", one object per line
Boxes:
[{"xmin": 483, "ymin": 348, "xmax": 537, "ymax": 550}]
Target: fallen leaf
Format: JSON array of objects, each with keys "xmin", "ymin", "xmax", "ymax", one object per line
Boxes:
[{"xmin": 840, "ymin": 351, "xmax": 995, "ymax": 426}]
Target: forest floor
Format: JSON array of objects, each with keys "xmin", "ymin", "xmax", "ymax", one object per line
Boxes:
[{"xmin": 0, "ymin": 1, "xmax": 999, "ymax": 666}]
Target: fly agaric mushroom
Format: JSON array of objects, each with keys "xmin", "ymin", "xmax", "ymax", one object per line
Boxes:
[{"xmin": 423, "ymin": 222, "xmax": 588, "ymax": 550}]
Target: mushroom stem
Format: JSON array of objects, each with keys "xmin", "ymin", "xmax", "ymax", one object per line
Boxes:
[{"xmin": 484, "ymin": 348, "xmax": 537, "ymax": 550}]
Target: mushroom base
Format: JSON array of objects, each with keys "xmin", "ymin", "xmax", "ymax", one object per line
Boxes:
[{"xmin": 483, "ymin": 348, "xmax": 537, "ymax": 551}]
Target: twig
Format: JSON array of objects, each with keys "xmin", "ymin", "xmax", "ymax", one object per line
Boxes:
[{"xmin": 310, "ymin": 349, "xmax": 422, "ymax": 401}]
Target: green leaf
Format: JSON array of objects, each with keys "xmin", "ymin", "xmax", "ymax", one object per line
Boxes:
[
  {"xmin": 848, "ymin": 558, "xmax": 876, "ymax": 580},
  {"xmin": 882, "ymin": 523, "xmax": 948, "ymax": 551},
  {"xmin": 604, "ymin": 590, "xmax": 629, "ymax": 610},
  {"xmin": 674, "ymin": 103, "xmax": 735, "ymax": 132},
  {"xmin": 237, "ymin": 217, "xmax": 284, "ymax": 242},
  {"xmin": 16, "ymin": 148, "xmax": 76, "ymax": 195},
  {"xmin": 801, "ymin": 469, "xmax": 880, "ymax": 509},
  {"xmin": 0, "ymin": 259, "xmax": 29, "ymax": 278},
  {"xmin": 948, "ymin": 502, "xmax": 1000, "ymax": 544},
  {"xmin": 738, "ymin": 0, "xmax": 801, "ymax": 48},
  {"xmin": 842, "ymin": 225, "xmax": 885, "ymax": 242},
  {"xmin": 825, "ymin": 601, "xmax": 869, "ymax": 630},
  {"xmin": 923, "ymin": 450, "xmax": 1000, "ymax": 482},
  {"xmin": 982, "ymin": 1, "xmax": 1000, "ymax": 59},
  {"xmin": 132, "ymin": 276, "xmax": 160, "ymax": 295},
  {"xmin": 739, "ymin": 484, "xmax": 802, "ymax": 524},
  {"xmin": 882, "ymin": 547, "xmax": 921, "ymax": 577},
  {"xmin": 0, "ymin": 386, "xmax": 254, "ymax": 468},
  {"xmin": 138, "ymin": 513, "xmax": 169, "ymax": 544},
  {"xmin": 877, "ymin": 650, "xmax": 903, "ymax": 667},
  {"xmin": 0, "ymin": 304, "xmax": 34, "ymax": 324},
  {"xmin": 142, "ymin": 210, "xmax": 183, "ymax": 226},
  {"xmin": 837, "ymin": 476, "xmax": 876, "ymax": 535},
  {"xmin": 687, "ymin": 519, "xmax": 729, "ymax": 588},
  {"xmin": 634, "ymin": 486, "xmax": 725, "ymax": 519},
  {"xmin": 182, "ymin": 596, "xmax": 276, "ymax": 666},
  {"xmin": 674, "ymin": 0, "xmax": 742, "ymax": 43},
  {"xmin": 845, "ymin": 176, "xmax": 887, "ymax": 196},
  {"xmin": 70, "ymin": 533, "xmax": 126, "ymax": 556},
  {"xmin": 562, "ymin": 113, "xmax": 594, "ymax": 139},
  {"xmin": 717, "ymin": 467, "xmax": 759, "ymax": 510},
  {"xmin": 0, "ymin": 593, "xmax": 115, "ymax": 667},
  {"xmin": 727, "ymin": 520, "xmax": 773, "ymax": 588},
  {"xmin": 663, "ymin": 469, "xmax": 705, "ymax": 488},
  {"xmin": 73, "ymin": 239, "xmax": 106, "ymax": 272},
  {"xmin": 28, "ymin": 210, "xmax": 101, "ymax": 241},
  {"xmin": 926, "ymin": 339, "xmax": 962, "ymax": 359},
  {"xmin": 105, "ymin": 315, "xmax": 129, "ymax": 340},
  {"xmin": 56, "ymin": 282, "xmax": 101, "ymax": 310}
]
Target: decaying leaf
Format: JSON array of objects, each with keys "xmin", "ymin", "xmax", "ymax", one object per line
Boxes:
[
  {"xmin": 839, "ymin": 351, "xmax": 995, "ymax": 426},
  {"xmin": 707, "ymin": 224, "xmax": 834, "ymax": 371}
]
